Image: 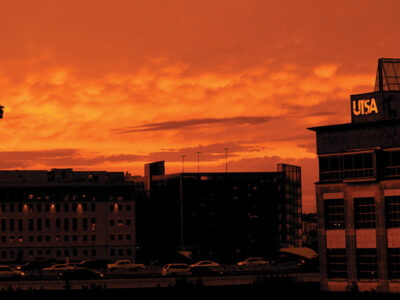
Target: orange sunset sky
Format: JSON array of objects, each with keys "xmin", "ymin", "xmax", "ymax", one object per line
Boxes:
[{"xmin": 1, "ymin": 0, "xmax": 399, "ymax": 213}]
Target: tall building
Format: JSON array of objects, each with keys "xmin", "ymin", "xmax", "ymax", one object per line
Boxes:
[
  {"xmin": 0, "ymin": 169, "xmax": 140, "ymax": 263},
  {"xmin": 309, "ymin": 58, "xmax": 400, "ymax": 293},
  {"xmin": 136, "ymin": 161, "xmax": 302, "ymax": 264}
]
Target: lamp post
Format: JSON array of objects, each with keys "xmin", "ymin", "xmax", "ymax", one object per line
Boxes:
[
  {"xmin": 196, "ymin": 152, "xmax": 201, "ymax": 173},
  {"xmin": 224, "ymin": 148, "xmax": 229, "ymax": 173},
  {"xmin": 181, "ymin": 155, "xmax": 186, "ymax": 173}
]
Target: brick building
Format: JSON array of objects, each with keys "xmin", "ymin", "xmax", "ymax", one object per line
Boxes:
[
  {"xmin": 0, "ymin": 169, "xmax": 140, "ymax": 263},
  {"xmin": 310, "ymin": 58, "xmax": 400, "ymax": 293}
]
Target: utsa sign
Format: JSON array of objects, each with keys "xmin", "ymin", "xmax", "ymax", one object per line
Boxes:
[{"xmin": 352, "ymin": 98, "xmax": 379, "ymax": 116}]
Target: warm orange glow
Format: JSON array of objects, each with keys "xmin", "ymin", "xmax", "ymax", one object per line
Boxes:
[{"xmin": 0, "ymin": 1, "xmax": 397, "ymax": 213}]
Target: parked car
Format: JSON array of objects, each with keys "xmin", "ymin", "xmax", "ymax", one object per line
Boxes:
[
  {"xmin": 56, "ymin": 267, "xmax": 104, "ymax": 280},
  {"xmin": 161, "ymin": 263, "xmax": 190, "ymax": 276},
  {"xmin": 0, "ymin": 266, "xmax": 25, "ymax": 279},
  {"xmin": 237, "ymin": 257, "xmax": 268, "ymax": 266},
  {"xmin": 107, "ymin": 260, "xmax": 146, "ymax": 271},
  {"xmin": 189, "ymin": 260, "xmax": 220, "ymax": 268},
  {"xmin": 74, "ymin": 259, "xmax": 109, "ymax": 270},
  {"xmin": 42, "ymin": 264, "xmax": 75, "ymax": 274},
  {"xmin": 16, "ymin": 260, "xmax": 53, "ymax": 271},
  {"xmin": 187, "ymin": 266, "xmax": 222, "ymax": 277}
]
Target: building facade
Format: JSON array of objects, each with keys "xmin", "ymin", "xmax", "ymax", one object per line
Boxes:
[
  {"xmin": 310, "ymin": 58, "xmax": 400, "ymax": 293},
  {"xmin": 0, "ymin": 169, "xmax": 140, "ymax": 263},
  {"xmin": 137, "ymin": 161, "xmax": 302, "ymax": 264}
]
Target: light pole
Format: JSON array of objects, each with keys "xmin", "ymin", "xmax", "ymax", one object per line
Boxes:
[
  {"xmin": 224, "ymin": 148, "xmax": 229, "ymax": 173},
  {"xmin": 196, "ymin": 152, "xmax": 201, "ymax": 173},
  {"xmin": 181, "ymin": 155, "xmax": 186, "ymax": 173}
]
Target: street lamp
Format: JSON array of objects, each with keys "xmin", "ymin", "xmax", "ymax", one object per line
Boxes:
[
  {"xmin": 196, "ymin": 152, "xmax": 201, "ymax": 173},
  {"xmin": 224, "ymin": 148, "xmax": 229, "ymax": 173},
  {"xmin": 181, "ymin": 155, "xmax": 186, "ymax": 173},
  {"xmin": 0, "ymin": 106, "xmax": 4, "ymax": 119}
]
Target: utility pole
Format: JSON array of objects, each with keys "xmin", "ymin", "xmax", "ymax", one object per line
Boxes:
[
  {"xmin": 224, "ymin": 147, "xmax": 229, "ymax": 173},
  {"xmin": 196, "ymin": 152, "xmax": 201, "ymax": 173}
]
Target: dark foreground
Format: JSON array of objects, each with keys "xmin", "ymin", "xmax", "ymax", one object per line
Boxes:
[{"xmin": 0, "ymin": 276, "xmax": 398, "ymax": 300}]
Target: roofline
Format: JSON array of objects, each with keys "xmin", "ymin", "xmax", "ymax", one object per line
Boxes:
[{"xmin": 308, "ymin": 117, "xmax": 400, "ymax": 132}]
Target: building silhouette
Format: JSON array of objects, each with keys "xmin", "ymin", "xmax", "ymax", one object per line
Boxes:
[
  {"xmin": 0, "ymin": 161, "xmax": 302, "ymax": 266},
  {"xmin": 137, "ymin": 161, "xmax": 302, "ymax": 264},
  {"xmin": 310, "ymin": 58, "xmax": 400, "ymax": 293}
]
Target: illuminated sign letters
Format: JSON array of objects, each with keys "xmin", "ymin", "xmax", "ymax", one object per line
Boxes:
[{"xmin": 352, "ymin": 98, "xmax": 379, "ymax": 116}]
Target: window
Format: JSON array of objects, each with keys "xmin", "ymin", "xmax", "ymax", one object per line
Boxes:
[
  {"xmin": 319, "ymin": 153, "xmax": 374, "ymax": 181},
  {"xmin": 357, "ymin": 248, "xmax": 378, "ymax": 279},
  {"xmin": 0, "ymin": 219, "xmax": 5, "ymax": 232},
  {"xmin": 354, "ymin": 198, "xmax": 376, "ymax": 229},
  {"xmin": 28, "ymin": 219, "xmax": 34, "ymax": 231},
  {"xmin": 37, "ymin": 219, "xmax": 42, "ymax": 231},
  {"xmin": 64, "ymin": 219, "xmax": 69, "ymax": 231},
  {"xmin": 45, "ymin": 219, "xmax": 50, "ymax": 229},
  {"xmin": 72, "ymin": 218, "xmax": 77, "ymax": 231},
  {"xmin": 388, "ymin": 248, "xmax": 400, "ymax": 279},
  {"xmin": 386, "ymin": 196, "xmax": 400, "ymax": 228},
  {"xmin": 384, "ymin": 150, "xmax": 400, "ymax": 176},
  {"xmin": 324, "ymin": 199, "xmax": 345, "ymax": 229}
]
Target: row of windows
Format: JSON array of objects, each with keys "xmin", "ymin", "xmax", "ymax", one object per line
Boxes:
[
  {"xmin": 0, "ymin": 203, "xmax": 132, "ymax": 213},
  {"xmin": 324, "ymin": 196, "xmax": 400, "ymax": 229},
  {"xmin": 0, "ymin": 203, "xmax": 96, "ymax": 213},
  {"xmin": 0, "ymin": 235, "xmax": 97, "ymax": 243},
  {"xmin": 0, "ymin": 248, "xmax": 133, "ymax": 260},
  {"xmin": 0, "ymin": 218, "xmax": 132, "ymax": 232},
  {"xmin": 327, "ymin": 248, "xmax": 400, "ymax": 280},
  {"xmin": 327, "ymin": 249, "xmax": 378, "ymax": 279},
  {"xmin": 0, "ymin": 218, "xmax": 98, "ymax": 232},
  {"xmin": 319, "ymin": 153, "xmax": 374, "ymax": 181},
  {"xmin": 320, "ymin": 150, "xmax": 400, "ymax": 181},
  {"xmin": 0, "ymin": 234, "xmax": 132, "ymax": 243}
]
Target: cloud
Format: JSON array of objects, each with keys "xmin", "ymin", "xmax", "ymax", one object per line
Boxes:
[{"xmin": 112, "ymin": 116, "xmax": 273, "ymax": 133}]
